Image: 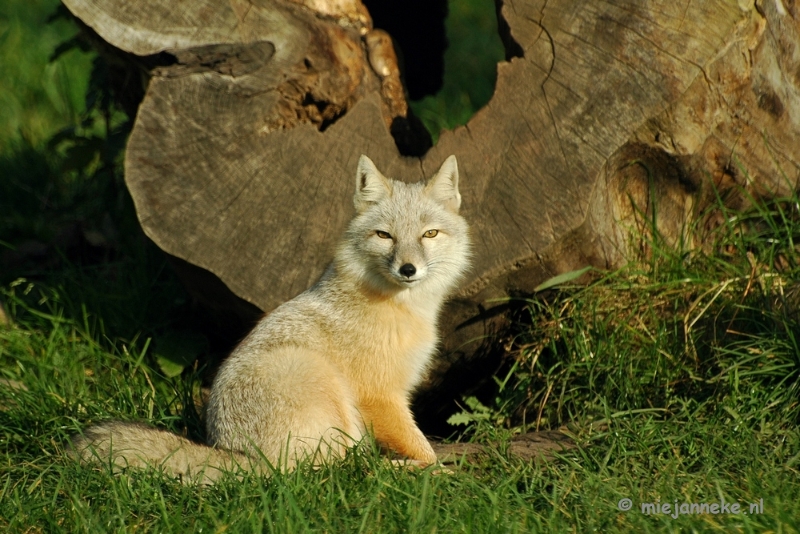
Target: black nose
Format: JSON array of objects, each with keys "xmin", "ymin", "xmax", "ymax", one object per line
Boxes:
[{"xmin": 399, "ymin": 263, "xmax": 416, "ymax": 277}]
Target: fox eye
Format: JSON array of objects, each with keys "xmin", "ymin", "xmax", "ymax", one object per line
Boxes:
[
  {"xmin": 422, "ymin": 229, "xmax": 439, "ymax": 238},
  {"xmin": 376, "ymin": 230, "xmax": 392, "ymax": 239}
]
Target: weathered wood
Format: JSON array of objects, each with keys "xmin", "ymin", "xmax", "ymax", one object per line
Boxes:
[
  {"xmin": 62, "ymin": 0, "xmax": 800, "ymax": 384},
  {"xmin": 431, "ymin": 429, "xmax": 577, "ymax": 464}
]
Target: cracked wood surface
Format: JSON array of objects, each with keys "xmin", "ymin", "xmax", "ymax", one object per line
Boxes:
[
  {"xmin": 431, "ymin": 429, "xmax": 577, "ymax": 465},
  {"xmin": 62, "ymin": 0, "xmax": 800, "ymax": 369}
]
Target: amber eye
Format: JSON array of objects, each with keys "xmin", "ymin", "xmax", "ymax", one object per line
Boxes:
[
  {"xmin": 423, "ymin": 229, "xmax": 439, "ymax": 238},
  {"xmin": 376, "ymin": 230, "xmax": 392, "ymax": 239}
]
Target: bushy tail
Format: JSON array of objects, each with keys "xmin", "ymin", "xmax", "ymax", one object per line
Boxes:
[{"xmin": 70, "ymin": 421, "xmax": 257, "ymax": 484}]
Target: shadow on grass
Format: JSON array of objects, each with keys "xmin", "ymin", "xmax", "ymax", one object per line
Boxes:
[{"xmin": 0, "ymin": 139, "xmax": 252, "ymax": 386}]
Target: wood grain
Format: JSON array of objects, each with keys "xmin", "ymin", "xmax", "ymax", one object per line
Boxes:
[{"xmin": 62, "ymin": 0, "xmax": 800, "ymax": 369}]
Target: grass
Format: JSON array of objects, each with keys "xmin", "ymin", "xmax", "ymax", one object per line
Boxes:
[
  {"xmin": 3, "ymin": 220, "xmax": 800, "ymax": 531},
  {"xmin": 2, "ymin": 0, "xmax": 800, "ymax": 531},
  {"xmin": 0, "ymin": 1, "xmax": 93, "ymax": 150}
]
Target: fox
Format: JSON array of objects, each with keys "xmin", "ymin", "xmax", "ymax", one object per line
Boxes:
[{"xmin": 71, "ymin": 154, "xmax": 471, "ymax": 482}]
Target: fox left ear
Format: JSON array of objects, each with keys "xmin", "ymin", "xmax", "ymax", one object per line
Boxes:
[{"xmin": 425, "ymin": 155, "xmax": 461, "ymax": 213}]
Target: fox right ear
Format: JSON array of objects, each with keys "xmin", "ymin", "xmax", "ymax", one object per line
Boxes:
[{"xmin": 354, "ymin": 155, "xmax": 391, "ymax": 212}]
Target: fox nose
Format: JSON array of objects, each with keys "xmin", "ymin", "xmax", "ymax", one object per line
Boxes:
[{"xmin": 399, "ymin": 263, "xmax": 417, "ymax": 278}]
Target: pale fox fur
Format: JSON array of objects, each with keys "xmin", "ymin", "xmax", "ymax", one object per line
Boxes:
[{"xmin": 71, "ymin": 154, "xmax": 471, "ymax": 483}]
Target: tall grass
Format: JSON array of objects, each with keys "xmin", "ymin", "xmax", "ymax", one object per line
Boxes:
[
  {"xmin": 4, "ymin": 213, "xmax": 799, "ymax": 529},
  {"xmin": 2, "ymin": 0, "xmax": 800, "ymax": 531},
  {"xmin": 512, "ymin": 193, "xmax": 799, "ymax": 428}
]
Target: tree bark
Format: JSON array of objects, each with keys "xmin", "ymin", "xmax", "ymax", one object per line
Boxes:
[{"xmin": 63, "ymin": 0, "xmax": 800, "ymax": 400}]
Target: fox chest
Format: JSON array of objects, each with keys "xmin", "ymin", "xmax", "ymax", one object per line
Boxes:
[{"xmin": 344, "ymin": 308, "xmax": 438, "ymax": 393}]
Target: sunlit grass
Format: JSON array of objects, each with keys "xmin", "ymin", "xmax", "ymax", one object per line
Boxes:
[
  {"xmin": 1, "ymin": 0, "xmax": 799, "ymax": 531},
  {"xmin": 3, "ymin": 215, "xmax": 800, "ymax": 530}
]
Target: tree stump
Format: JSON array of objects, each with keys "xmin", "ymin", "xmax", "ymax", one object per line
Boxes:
[{"xmin": 63, "ymin": 0, "xmax": 800, "ymax": 424}]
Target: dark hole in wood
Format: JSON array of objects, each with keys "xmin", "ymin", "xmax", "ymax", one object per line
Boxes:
[
  {"xmin": 390, "ymin": 115, "xmax": 433, "ymax": 157},
  {"xmin": 301, "ymin": 92, "xmax": 345, "ymax": 132},
  {"xmin": 496, "ymin": 0, "xmax": 524, "ymax": 60},
  {"xmin": 362, "ymin": 0, "xmax": 448, "ymax": 100}
]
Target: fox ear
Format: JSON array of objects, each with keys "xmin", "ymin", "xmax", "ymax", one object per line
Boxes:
[
  {"xmin": 425, "ymin": 155, "xmax": 461, "ymax": 213},
  {"xmin": 354, "ymin": 155, "xmax": 391, "ymax": 212}
]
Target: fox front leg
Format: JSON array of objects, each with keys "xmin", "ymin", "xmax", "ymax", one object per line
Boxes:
[{"xmin": 359, "ymin": 396, "xmax": 437, "ymax": 465}]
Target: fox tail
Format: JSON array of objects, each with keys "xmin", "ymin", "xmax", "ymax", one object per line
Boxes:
[{"xmin": 70, "ymin": 421, "xmax": 256, "ymax": 484}]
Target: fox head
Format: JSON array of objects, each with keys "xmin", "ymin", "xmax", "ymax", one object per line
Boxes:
[{"xmin": 336, "ymin": 155, "xmax": 471, "ymax": 297}]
